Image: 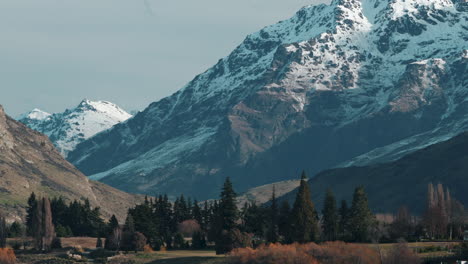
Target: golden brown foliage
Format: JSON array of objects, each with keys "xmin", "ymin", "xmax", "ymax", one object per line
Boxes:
[
  {"xmin": 229, "ymin": 244, "xmax": 318, "ymax": 264},
  {"xmin": 382, "ymin": 241, "xmax": 421, "ymax": 264},
  {"xmin": 228, "ymin": 242, "xmax": 381, "ymax": 264},
  {"xmin": 0, "ymin": 248, "xmax": 16, "ymax": 264},
  {"xmin": 143, "ymin": 244, "xmax": 154, "ymax": 253}
]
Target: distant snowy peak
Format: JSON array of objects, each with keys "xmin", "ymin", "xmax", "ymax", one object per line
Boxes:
[
  {"xmin": 75, "ymin": 99, "xmax": 132, "ymax": 121},
  {"xmin": 19, "ymin": 99, "xmax": 132, "ymax": 156},
  {"xmin": 19, "ymin": 108, "xmax": 51, "ymax": 121}
]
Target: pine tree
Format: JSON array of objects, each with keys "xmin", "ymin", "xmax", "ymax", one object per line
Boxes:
[
  {"xmin": 322, "ymin": 189, "xmax": 338, "ymax": 241},
  {"xmin": 215, "ymin": 177, "xmax": 239, "ymax": 254},
  {"xmin": 8, "ymin": 221, "xmax": 24, "ymax": 238},
  {"xmin": 26, "ymin": 192, "xmax": 37, "ymax": 236},
  {"xmin": 0, "ymin": 215, "xmax": 6, "ymax": 248},
  {"xmin": 219, "ymin": 177, "xmax": 238, "ymax": 231},
  {"xmin": 338, "ymin": 200, "xmax": 349, "ymax": 241},
  {"xmin": 266, "ymin": 186, "xmax": 279, "ymax": 243},
  {"xmin": 192, "ymin": 200, "xmax": 203, "ymax": 227},
  {"xmin": 124, "ymin": 214, "xmax": 135, "ymax": 234},
  {"xmin": 290, "ymin": 171, "xmax": 319, "ymax": 243},
  {"xmin": 278, "ymin": 200, "xmax": 291, "ymax": 243},
  {"xmin": 201, "ymin": 201, "xmax": 211, "ymax": 232},
  {"xmin": 349, "ymin": 187, "xmax": 374, "ymax": 242},
  {"xmin": 108, "ymin": 215, "xmax": 119, "ymax": 235}
]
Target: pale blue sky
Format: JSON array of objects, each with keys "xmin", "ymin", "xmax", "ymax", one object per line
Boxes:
[{"xmin": 1, "ymin": 0, "xmax": 327, "ymax": 116}]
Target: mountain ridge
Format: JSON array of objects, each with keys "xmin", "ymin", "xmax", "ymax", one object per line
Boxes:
[
  {"xmin": 0, "ymin": 105, "xmax": 141, "ymax": 222},
  {"xmin": 278, "ymin": 130, "xmax": 468, "ymax": 214},
  {"xmin": 68, "ymin": 0, "xmax": 467, "ymax": 199}
]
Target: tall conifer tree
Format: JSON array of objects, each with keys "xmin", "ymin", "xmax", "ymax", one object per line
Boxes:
[
  {"xmin": 349, "ymin": 186, "xmax": 374, "ymax": 242},
  {"xmin": 219, "ymin": 177, "xmax": 238, "ymax": 231},
  {"xmin": 338, "ymin": 200, "xmax": 349, "ymax": 240},
  {"xmin": 290, "ymin": 171, "xmax": 319, "ymax": 243},
  {"xmin": 322, "ymin": 189, "xmax": 338, "ymax": 241},
  {"xmin": 266, "ymin": 185, "xmax": 279, "ymax": 243}
]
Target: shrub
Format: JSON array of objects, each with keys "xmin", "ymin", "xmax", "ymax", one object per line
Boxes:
[
  {"xmin": 229, "ymin": 244, "xmax": 318, "ymax": 264},
  {"xmin": 96, "ymin": 237, "xmax": 103, "ymax": 248},
  {"xmin": 89, "ymin": 248, "xmax": 117, "ymax": 259},
  {"xmin": 382, "ymin": 241, "xmax": 421, "ymax": 264},
  {"xmin": 34, "ymin": 258, "xmax": 74, "ymax": 264},
  {"xmin": 11, "ymin": 242, "xmax": 22, "ymax": 251},
  {"xmin": 307, "ymin": 241, "xmax": 381, "ymax": 264},
  {"xmin": 143, "ymin": 245, "xmax": 154, "ymax": 253},
  {"xmin": 0, "ymin": 248, "xmax": 16, "ymax": 264},
  {"xmin": 228, "ymin": 242, "xmax": 381, "ymax": 264},
  {"xmin": 51, "ymin": 237, "xmax": 62, "ymax": 249}
]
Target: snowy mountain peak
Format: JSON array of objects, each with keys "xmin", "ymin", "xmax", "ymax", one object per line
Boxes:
[
  {"xmin": 76, "ymin": 99, "xmax": 132, "ymax": 120},
  {"xmin": 19, "ymin": 100, "xmax": 132, "ymax": 156},
  {"xmin": 68, "ymin": 0, "xmax": 467, "ymax": 199},
  {"xmin": 19, "ymin": 108, "xmax": 51, "ymax": 121}
]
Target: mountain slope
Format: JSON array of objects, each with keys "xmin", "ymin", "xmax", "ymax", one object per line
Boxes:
[
  {"xmin": 279, "ymin": 131, "xmax": 468, "ymax": 214},
  {"xmin": 69, "ymin": 0, "xmax": 467, "ymax": 199},
  {"xmin": 19, "ymin": 100, "xmax": 132, "ymax": 156},
  {"xmin": 0, "ymin": 105, "xmax": 141, "ymax": 221}
]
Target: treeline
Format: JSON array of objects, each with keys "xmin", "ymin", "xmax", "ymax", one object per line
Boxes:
[
  {"xmin": 25, "ymin": 193, "xmax": 106, "ymax": 238},
  {"xmin": 103, "ymin": 172, "xmax": 378, "ymax": 254},
  {"xmin": 114, "ymin": 172, "xmax": 467, "ymax": 254},
  {"xmin": 7, "ymin": 171, "xmax": 467, "ymax": 255}
]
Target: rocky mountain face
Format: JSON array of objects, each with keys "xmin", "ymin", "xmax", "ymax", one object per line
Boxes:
[
  {"xmin": 19, "ymin": 99, "xmax": 132, "ymax": 156},
  {"xmin": 68, "ymin": 0, "xmax": 468, "ymax": 199},
  {"xmin": 0, "ymin": 105, "xmax": 141, "ymax": 221},
  {"xmin": 279, "ymin": 131, "xmax": 468, "ymax": 214}
]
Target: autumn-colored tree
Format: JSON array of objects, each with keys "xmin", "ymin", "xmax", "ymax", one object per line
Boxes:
[
  {"xmin": 424, "ymin": 183, "xmax": 453, "ymax": 239},
  {"xmin": 33, "ymin": 197, "xmax": 56, "ymax": 251},
  {"xmin": 290, "ymin": 171, "xmax": 319, "ymax": 243},
  {"xmin": 177, "ymin": 219, "xmax": 201, "ymax": 238}
]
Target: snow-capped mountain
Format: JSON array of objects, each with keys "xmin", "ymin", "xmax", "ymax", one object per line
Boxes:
[
  {"xmin": 68, "ymin": 0, "xmax": 467, "ymax": 199},
  {"xmin": 19, "ymin": 100, "xmax": 132, "ymax": 156}
]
